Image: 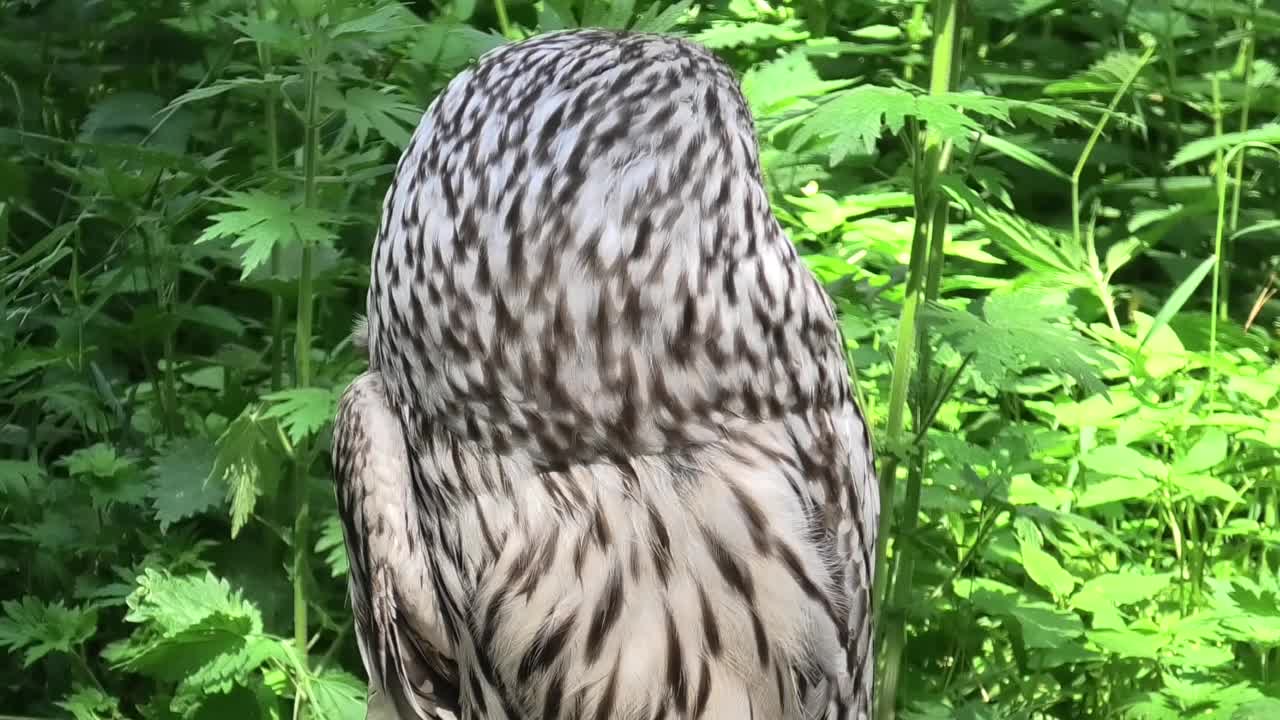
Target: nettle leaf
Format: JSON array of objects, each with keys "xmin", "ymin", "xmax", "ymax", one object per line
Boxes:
[
  {"xmin": 1081, "ymin": 444, "xmax": 1166, "ymax": 479},
  {"xmin": 336, "ymin": 87, "xmax": 422, "ymax": 148},
  {"xmin": 741, "ymin": 50, "xmax": 851, "ymax": 118},
  {"xmin": 171, "ymin": 635, "xmax": 289, "ymax": 714},
  {"xmin": 1076, "ymin": 477, "xmax": 1159, "ymax": 508},
  {"xmin": 211, "ymin": 409, "xmax": 275, "ymax": 538},
  {"xmin": 929, "ymin": 289, "xmax": 1109, "ymax": 395},
  {"xmin": 149, "ymin": 437, "xmax": 223, "ymax": 532},
  {"xmin": 944, "ymin": 181, "xmax": 1090, "ymax": 283},
  {"xmin": 0, "ymin": 597, "xmax": 98, "ymax": 667},
  {"xmin": 1045, "ymin": 50, "xmax": 1153, "ymax": 96},
  {"xmin": 316, "ymin": 514, "xmax": 349, "ymax": 578},
  {"xmin": 122, "ymin": 569, "xmax": 263, "ymax": 634},
  {"xmin": 693, "ymin": 20, "xmax": 808, "ymax": 50},
  {"xmin": 629, "ymin": 0, "xmax": 694, "ymax": 33},
  {"xmin": 309, "ymin": 668, "xmax": 366, "ymax": 720},
  {"xmin": 57, "ymin": 444, "xmax": 148, "ymax": 510},
  {"xmin": 0, "ymin": 459, "xmax": 44, "ymax": 499},
  {"xmin": 262, "ymin": 387, "xmax": 339, "ymax": 446},
  {"xmin": 105, "ymin": 570, "xmax": 266, "ymax": 683},
  {"xmin": 197, "ymin": 191, "xmax": 341, "ymax": 279},
  {"xmin": 791, "ymin": 85, "xmax": 915, "ymax": 164},
  {"xmin": 329, "ymin": 0, "xmax": 416, "ymax": 40},
  {"xmin": 57, "ymin": 686, "xmax": 126, "ymax": 720}
]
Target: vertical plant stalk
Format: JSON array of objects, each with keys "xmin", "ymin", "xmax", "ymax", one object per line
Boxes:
[
  {"xmin": 1071, "ymin": 43, "xmax": 1156, "ymax": 333},
  {"xmin": 1209, "ymin": 142, "xmax": 1280, "ymax": 402},
  {"xmin": 292, "ymin": 30, "xmax": 323, "ymax": 719},
  {"xmin": 257, "ymin": 0, "xmax": 286, "ymax": 391},
  {"xmin": 493, "ymin": 0, "xmax": 513, "ymax": 38},
  {"xmin": 1225, "ymin": 5, "xmax": 1257, "ymax": 321},
  {"xmin": 874, "ymin": 3, "xmax": 959, "ymax": 719}
]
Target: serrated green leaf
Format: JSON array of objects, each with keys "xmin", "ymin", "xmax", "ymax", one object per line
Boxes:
[
  {"xmin": 316, "ymin": 514, "xmax": 350, "ymax": 578},
  {"xmin": 0, "ymin": 597, "xmax": 98, "ymax": 667},
  {"xmin": 310, "ymin": 669, "xmax": 367, "ymax": 720},
  {"xmin": 149, "ymin": 437, "xmax": 223, "ymax": 532},
  {"xmin": 694, "ymin": 20, "xmax": 808, "ymax": 50},
  {"xmin": 630, "ymin": 0, "xmax": 693, "ymax": 32},
  {"xmin": 198, "ymin": 191, "xmax": 341, "ymax": 279},
  {"xmin": 211, "ymin": 410, "xmax": 271, "ymax": 538},
  {"xmin": 57, "ymin": 686, "xmax": 125, "ymax": 720},
  {"xmin": 929, "ymin": 289, "xmax": 1109, "ymax": 395},
  {"xmin": 741, "ymin": 50, "xmax": 851, "ymax": 117},
  {"xmin": 262, "ymin": 387, "xmax": 338, "ymax": 445},
  {"xmin": 337, "ymin": 87, "xmax": 422, "ymax": 148},
  {"xmin": 0, "ymin": 459, "xmax": 44, "ymax": 498}
]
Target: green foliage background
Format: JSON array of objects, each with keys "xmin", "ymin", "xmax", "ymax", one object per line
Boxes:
[{"xmin": 2, "ymin": 0, "xmax": 1279, "ymax": 718}]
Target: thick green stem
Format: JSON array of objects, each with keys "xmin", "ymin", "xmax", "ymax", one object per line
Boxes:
[{"xmin": 874, "ymin": 3, "xmax": 960, "ymax": 719}]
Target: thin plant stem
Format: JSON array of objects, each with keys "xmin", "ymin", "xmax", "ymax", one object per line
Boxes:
[
  {"xmin": 1225, "ymin": 3, "xmax": 1257, "ymax": 319},
  {"xmin": 257, "ymin": 0, "xmax": 285, "ymax": 391},
  {"xmin": 493, "ymin": 0, "xmax": 513, "ymax": 38},
  {"xmin": 291, "ymin": 28, "xmax": 324, "ymax": 720},
  {"xmin": 1071, "ymin": 43, "xmax": 1156, "ymax": 334}
]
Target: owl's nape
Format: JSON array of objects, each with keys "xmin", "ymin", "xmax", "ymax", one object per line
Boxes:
[{"xmin": 333, "ymin": 28, "xmax": 878, "ymax": 720}]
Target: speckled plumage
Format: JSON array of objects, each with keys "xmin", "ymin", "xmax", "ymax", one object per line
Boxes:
[{"xmin": 332, "ymin": 29, "xmax": 878, "ymax": 720}]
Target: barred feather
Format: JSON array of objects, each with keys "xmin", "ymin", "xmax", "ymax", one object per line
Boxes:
[{"xmin": 333, "ymin": 29, "xmax": 878, "ymax": 720}]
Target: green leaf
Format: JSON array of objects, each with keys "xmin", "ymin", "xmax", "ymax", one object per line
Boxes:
[
  {"xmin": 741, "ymin": 50, "xmax": 851, "ymax": 117},
  {"xmin": 1076, "ymin": 477, "xmax": 1160, "ymax": 508},
  {"xmin": 693, "ymin": 20, "xmax": 808, "ymax": 50},
  {"xmin": 310, "ymin": 669, "xmax": 367, "ymax": 720},
  {"xmin": 1139, "ymin": 255, "xmax": 1216, "ymax": 350},
  {"xmin": 336, "ymin": 87, "xmax": 422, "ymax": 148},
  {"xmin": 197, "ymin": 191, "xmax": 341, "ymax": 279},
  {"xmin": 929, "ymin": 289, "xmax": 1109, "ymax": 395},
  {"xmin": 57, "ymin": 686, "xmax": 125, "ymax": 720},
  {"xmin": 790, "ymin": 85, "xmax": 917, "ymax": 164},
  {"xmin": 630, "ymin": 0, "xmax": 694, "ymax": 32},
  {"xmin": 1169, "ymin": 123, "xmax": 1280, "ymax": 168},
  {"xmin": 149, "ymin": 437, "xmax": 223, "ymax": 531},
  {"xmin": 1072, "ymin": 572, "xmax": 1172, "ymax": 612},
  {"xmin": 1020, "ymin": 541, "xmax": 1079, "ymax": 599},
  {"xmin": 977, "ymin": 133, "xmax": 1070, "ymax": 181},
  {"xmin": 316, "ymin": 514, "xmax": 350, "ymax": 578},
  {"xmin": 262, "ymin": 387, "xmax": 339, "ymax": 445},
  {"xmin": 1174, "ymin": 428, "xmax": 1228, "ymax": 474},
  {"xmin": 210, "ymin": 409, "xmax": 274, "ymax": 538},
  {"xmin": 0, "ymin": 459, "xmax": 44, "ymax": 499},
  {"xmin": 0, "ymin": 598, "xmax": 98, "ymax": 667},
  {"xmin": 1081, "ymin": 445, "xmax": 1166, "ymax": 479}
]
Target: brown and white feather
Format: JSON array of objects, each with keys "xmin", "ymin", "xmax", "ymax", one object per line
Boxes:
[{"xmin": 333, "ymin": 29, "xmax": 878, "ymax": 720}]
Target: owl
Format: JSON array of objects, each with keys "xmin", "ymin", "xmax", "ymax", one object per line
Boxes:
[{"xmin": 332, "ymin": 28, "xmax": 878, "ymax": 720}]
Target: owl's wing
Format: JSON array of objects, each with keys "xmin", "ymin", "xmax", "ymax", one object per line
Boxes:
[
  {"xmin": 839, "ymin": 398, "xmax": 879, "ymax": 720},
  {"xmin": 333, "ymin": 371, "xmax": 460, "ymax": 720}
]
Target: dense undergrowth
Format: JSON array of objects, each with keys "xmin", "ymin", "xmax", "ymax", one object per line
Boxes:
[{"xmin": 2, "ymin": 0, "xmax": 1279, "ymax": 718}]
